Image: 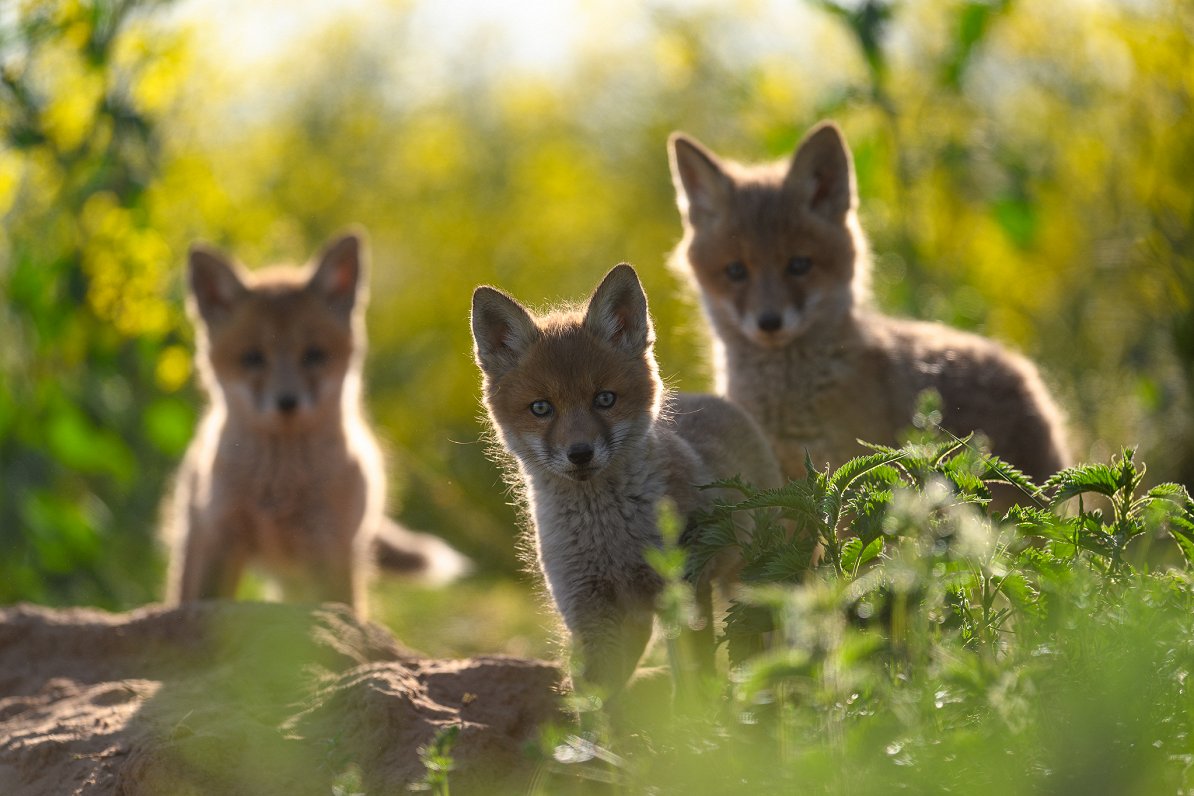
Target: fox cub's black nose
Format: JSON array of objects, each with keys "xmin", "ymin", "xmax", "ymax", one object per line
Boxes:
[
  {"xmin": 276, "ymin": 395, "xmax": 299, "ymax": 414},
  {"xmin": 757, "ymin": 312, "xmax": 783, "ymax": 333},
  {"xmin": 567, "ymin": 443, "xmax": 595, "ymax": 465}
]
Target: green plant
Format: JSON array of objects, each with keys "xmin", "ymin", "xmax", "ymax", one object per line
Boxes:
[
  {"xmin": 529, "ymin": 436, "xmax": 1194, "ymax": 794},
  {"xmin": 415, "ymin": 723, "xmax": 460, "ymax": 796}
]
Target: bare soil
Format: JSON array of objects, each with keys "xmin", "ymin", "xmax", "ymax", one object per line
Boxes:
[{"xmin": 0, "ymin": 601, "xmax": 563, "ymax": 795}]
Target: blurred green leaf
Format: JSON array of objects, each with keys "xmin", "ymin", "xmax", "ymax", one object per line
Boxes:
[
  {"xmin": 46, "ymin": 404, "xmax": 135, "ymax": 483},
  {"xmin": 143, "ymin": 396, "xmax": 195, "ymax": 456}
]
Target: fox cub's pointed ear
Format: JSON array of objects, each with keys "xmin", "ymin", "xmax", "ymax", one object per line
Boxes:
[
  {"xmin": 310, "ymin": 231, "xmax": 366, "ymax": 318},
  {"xmin": 669, "ymin": 133, "xmax": 732, "ymax": 226},
  {"xmin": 584, "ymin": 264, "xmax": 653, "ymax": 355},
  {"xmin": 471, "ymin": 286, "xmax": 540, "ymax": 379},
  {"xmin": 188, "ymin": 244, "xmax": 247, "ymax": 326},
  {"xmin": 785, "ymin": 121, "xmax": 856, "ymax": 221}
]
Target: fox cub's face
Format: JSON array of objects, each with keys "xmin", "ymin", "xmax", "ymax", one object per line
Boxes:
[
  {"xmin": 669, "ymin": 121, "xmax": 862, "ymax": 348},
  {"xmin": 187, "ymin": 233, "xmax": 366, "ymax": 431},
  {"xmin": 471, "ymin": 264, "xmax": 661, "ymax": 483}
]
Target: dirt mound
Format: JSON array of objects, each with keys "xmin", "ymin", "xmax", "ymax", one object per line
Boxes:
[{"xmin": 0, "ymin": 601, "xmax": 563, "ymax": 795}]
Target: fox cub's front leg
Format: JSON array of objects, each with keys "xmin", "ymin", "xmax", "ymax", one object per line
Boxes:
[
  {"xmin": 568, "ymin": 603, "xmax": 656, "ymax": 697},
  {"xmin": 274, "ymin": 541, "xmax": 359, "ymax": 611},
  {"xmin": 170, "ymin": 516, "xmax": 246, "ymax": 604}
]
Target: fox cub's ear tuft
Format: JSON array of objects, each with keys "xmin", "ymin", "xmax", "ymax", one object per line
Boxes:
[
  {"xmin": 471, "ymin": 286, "xmax": 540, "ymax": 379},
  {"xmin": 187, "ymin": 244, "xmax": 247, "ymax": 326},
  {"xmin": 584, "ymin": 263, "xmax": 654, "ymax": 356},
  {"xmin": 310, "ymin": 231, "xmax": 366, "ymax": 317},
  {"xmin": 785, "ymin": 121, "xmax": 856, "ymax": 220},
  {"xmin": 668, "ymin": 132, "xmax": 732, "ymax": 226}
]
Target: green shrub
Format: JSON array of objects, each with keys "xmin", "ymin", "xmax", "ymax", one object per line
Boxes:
[{"xmin": 530, "ymin": 425, "xmax": 1194, "ymax": 794}]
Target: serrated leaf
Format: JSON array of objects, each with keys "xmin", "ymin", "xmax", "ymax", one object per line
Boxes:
[
  {"xmin": 722, "ymin": 600, "xmax": 777, "ymax": 666},
  {"xmin": 994, "ymin": 571, "xmax": 1040, "ymax": 617},
  {"xmin": 941, "ymin": 467, "xmax": 990, "ymax": 501},
  {"xmin": 979, "ymin": 454, "xmax": 1044, "ymax": 503},
  {"xmin": 699, "ymin": 475, "xmax": 759, "ymax": 497},
  {"xmin": 1112, "ymin": 447, "xmax": 1142, "ymax": 491},
  {"xmin": 1073, "ymin": 530, "xmax": 1117, "ymax": 557},
  {"xmin": 682, "ymin": 516, "xmax": 740, "ymax": 582},
  {"xmin": 725, "ymin": 482, "xmax": 822, "ymax": 515},
  {"xmin": 846, "ymin": 484, "xmax": 893, "ymax": 546},
  {"xmin": 830, "ymin": 449, "xmax": 910, "ymax": 492},
  {"xmin": 840, "ymin": 536, "xmax": 883, "ymax": 576},
  {"xmin": 840, "ymin": 538, "xmax": 863, "ymax": 573},
  {"xmin": 1171, "ymin": 526, "xmax": 1194, "ymax": 568},
  {"xmin": 858, "ymin": 440, "xmax": 902, "ymax": 455},
  {"xmin": 1146, "ymin": 482, "xmax": 1191, "ymax": 504},
  {"xmin": 929, "ymin": 435, "xmax": 971, "ymax": 466},
  {"xmin": 1046, "ymin": 463, "xmax": 1119, "ymax": 504},
  {"xmin": 758, "ymin": 544, "xmax": 818, "ymax": 583},
  {"xmin": 1006, "ymin": 504, "xmax": 1072, "ymax": 543},
  {"xmin": 804, "ymin": 451, "xmax": 831, "ymax": 492}
]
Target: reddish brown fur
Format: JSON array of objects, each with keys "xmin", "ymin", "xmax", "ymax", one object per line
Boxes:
[
  {"xmin": 471, "ymin": 265, "xmax": 784, "ymax": 693},
  {"xmin": 166, "ymin": 232, "xmax": 470, "ymax": 614},
  {"xmin": 200, "ymin": 278, "xmax": 357, "ymax": 431},
  {"xmin": 483, "ymin": 312, "xmax": 660, "ymax": 464},
  {"xmin": 668, "ymin": 122, "xmax": 1069, "ymax": 497}
]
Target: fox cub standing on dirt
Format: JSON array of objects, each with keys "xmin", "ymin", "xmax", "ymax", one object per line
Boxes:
[
  {"xmin": 168, "ymin": 231, "xmax": 466, "ymax": 616},
  {"xmin": 471, "ymin": 264, "xmax": 782, "ymax": 694},
  {"xmin": 668, "ymin": 121, "xmax": 1069, "ymax": 487}
]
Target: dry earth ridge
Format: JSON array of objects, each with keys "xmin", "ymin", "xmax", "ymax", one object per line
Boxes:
[{"xmin": 0, "ymin": 601, "xmax": 563, "ymax": 795}]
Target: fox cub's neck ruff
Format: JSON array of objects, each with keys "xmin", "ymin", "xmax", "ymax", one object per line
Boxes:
[
  {"xmin": 668, "ymin": 121, "xmax": 872, "ymax": 354},
  {"xmin": 186, "ymin": 234, "xmax": 368, "ymax": 435}
]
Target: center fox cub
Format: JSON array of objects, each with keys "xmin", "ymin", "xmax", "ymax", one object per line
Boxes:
[
  {"xmin": 167, "ymin": 231, "xmax": 466, "ymax": 616},
  {"xmin": 668, "ymin": 122, "xmax": 1069, "ymax": 488},
  {"xmin": 471, "ymin": 264, "xmax": 782, "ymax": 695}
]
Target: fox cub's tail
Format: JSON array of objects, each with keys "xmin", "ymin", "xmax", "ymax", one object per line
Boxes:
[{"xmin": 371, "ymin": 518, "xmax": 472, "ymax": 586}]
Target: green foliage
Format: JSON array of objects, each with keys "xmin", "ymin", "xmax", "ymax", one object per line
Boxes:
[
  {"xmin": 533, "ymin": 442, "xmax": 1194, "ymax": 794},
  {"xmin": 416, "ymin": 723, "xmax": 460, "ymax": 796},
  {"xmin": 1045, "ymin": 449, "xmax": 1194, "ymax": 571},
  {"xmin": 1, "ymin": 0, "xmax": 189, "ymax": 607}
]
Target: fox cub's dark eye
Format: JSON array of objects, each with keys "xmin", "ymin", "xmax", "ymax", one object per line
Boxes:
[
  {"xmin": 302, "ymin": 346, "xmax": 328, "ymax": 367},
  {"xmin": 240, "ymin": 349, "xmax": 266, "ymax": 368},
  {"xmin": 594, "ymin": 391, "xmax": 616, "ymax": 409},
  {"xmin": 530, "ymin": 400, "xmax": 553, "ymax": 418},
  {"xmin": 725, "ymin": 261, "xmax": 748, "ymax": 282},
  {"xmin": 786, "ymin": 256, "xmax": 813, "ymax": 276}
]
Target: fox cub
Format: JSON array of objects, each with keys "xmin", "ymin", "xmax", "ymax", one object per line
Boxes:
[
  {"xmin": 471, "ymin": 264, "xmax": 782, "ymax": 694},
  {"xmin": 668, "ymin": 121, "xmax": 1069, "ymax": 487},
  {"xmin": 168, "ymin": 231, "xmax": 466, "ymax": 615}
]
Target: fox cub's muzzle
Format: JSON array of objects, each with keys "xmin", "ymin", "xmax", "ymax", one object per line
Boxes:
[{"xmin": 567, "ymin": 442, "xmax": 595, "ymax": 465}]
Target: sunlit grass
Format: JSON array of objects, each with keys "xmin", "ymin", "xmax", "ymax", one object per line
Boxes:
[{"xmin": 369, "ymin": 575, "xmax": 558, "ymax": 660}]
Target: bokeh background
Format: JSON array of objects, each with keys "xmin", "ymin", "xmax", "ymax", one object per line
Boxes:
[{"xmin": 1, "ymin": 0, "xmax": 1191, "ymax": 653}]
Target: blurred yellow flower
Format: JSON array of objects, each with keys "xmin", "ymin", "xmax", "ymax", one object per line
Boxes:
[
  {"xmin": 38, "ymin": 44, "xmax": 104, "ymax": 153},
  {"xmin": 156, "ymin": 345, "xmax": 193, "ymax": 393},
  {"xmin": 0, "ymin": 149, "xmax": 21, "ymax": 220}
]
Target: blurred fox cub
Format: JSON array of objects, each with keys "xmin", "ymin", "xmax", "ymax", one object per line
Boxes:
[
  {"xmin": 167, "ymin": 231, "xmax": 467, "ymax": 616},
  {"xmin": 471, "ymin": 264, "xmax": 782, "ymax": 695},
  {"xmin": 668, "ymin": 121, "xmax": 1069, "ymax": 488}
]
